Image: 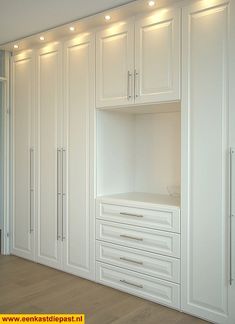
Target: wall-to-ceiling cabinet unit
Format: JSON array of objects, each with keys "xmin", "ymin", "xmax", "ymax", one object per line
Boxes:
[
  {"xmin": 9, "ymin": 0, "xmax": 235, "ymax": 323},
  {"xmin": 11, "ymin": 34, "xmax": 95, "ymax": 280}
]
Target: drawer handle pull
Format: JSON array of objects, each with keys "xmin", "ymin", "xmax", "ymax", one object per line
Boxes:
[
  {"xmin": 120, "ymin": 212, "xmax": 143, "ymax": 218},
  {"xmin": 120, "ymin": 234, "xmax": 143, "ymax": 241},
  {"xmin": 120, "ymin": 257, "xmax": 143, "ymax": 265},
  {"xmin": 120, "ymin": 279, "xmax": 143, "ymax": 289}
]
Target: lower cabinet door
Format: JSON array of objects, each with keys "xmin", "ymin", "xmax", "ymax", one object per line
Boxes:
[
  {"xmin": 96, "ymin": 241, "xmax": 180, "ymax": 283},
  {"xmin": 96, "ymin": 262, "xmax": 180, "ymax": 309}
]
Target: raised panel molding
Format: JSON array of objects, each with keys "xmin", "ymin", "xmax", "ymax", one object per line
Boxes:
[{"xmin": 181, "ymin": 1, "xmax": 230, "ymax": 322}]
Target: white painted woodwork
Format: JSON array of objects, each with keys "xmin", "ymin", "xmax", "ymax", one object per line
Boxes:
[
  {"xmin": 96, "ymin": 241, "xmax": 180, "ymax": 283},
  {"xmin": 36, "ymin": 43, "xmax": 63, "ymax": 269},
  {"xmin": 229, "ymin": 0, "xmax": 235, "ymax": 321},
  {"xmin": 96, "ymin": 262, "xmax": 180, "ymax": 309},
  {"xmin": 96, "ymin": 219, "xmax": 180, "ymax": 258},
  {"xmin": 98, "ymin": 192, "xmax": 180, "ymax": 207},
  {"xmin": 181, "ymin": 1, "xmax": 232, "ymax": 323},
  {"xmin": 96, "ymin": 201, "xmax": 180, "ymax": 233},
  {"xmin": 62, "ymin": 34, "xmax": 95, "ymax": 279},
  {"xmin": 96, "ymin": 20, "xmax": 134, "ymax": 107},
  {"xmin": 97, "ymin": 110, "xmax": 180, "ymax": 196},
  {"xmin": 134, "ymin": 8, "xmax": 180, "ymax": 103},
  {"xmin": 12, "ymin": 51, "xmax": 35, "ymax": 261}
]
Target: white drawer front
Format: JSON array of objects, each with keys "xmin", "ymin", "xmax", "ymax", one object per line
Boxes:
[
  {"xmin": 96, "ymin": 262, "xmax": 180, "ymax": 309},
  {"xmin": 97, "ymin": 202, "xmax": 180, "ymax": 233},
  {"xmin": 96, "ymin": 241, "xmax": 180, "ymax": 283},
  {"xmin": 96, "ymin": 220, "xmax": 180, "ymax": 258}
]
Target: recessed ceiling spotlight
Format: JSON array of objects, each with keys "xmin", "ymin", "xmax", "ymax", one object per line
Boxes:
[
  {"xmin": 13, "ymin": 44, "xmax": 19, "ymax": 49},
  {"xmin": 69, "ymin": 26, "xmax": 75, "ymax": 31},
  {"xmin": 39, "ymin": 36, "xmax": 45, "ymax": 41},
  {"xmin": 148, "ymin": 0, "xmax": 155, "ymax": 7},
  {"xmin": 105, "ymin": 15, "xmax": 111, "ymax": 21}
]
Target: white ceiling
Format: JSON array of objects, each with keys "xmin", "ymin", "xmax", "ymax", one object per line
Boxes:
[{"xmin": 0, "ymin": 0, "xmax": 135, "ymax": 45}]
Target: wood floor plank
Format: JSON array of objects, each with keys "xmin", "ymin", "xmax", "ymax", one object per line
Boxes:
[{"xmin": 0, "ymin": 255, "xmax": 210, "ymax": 323}]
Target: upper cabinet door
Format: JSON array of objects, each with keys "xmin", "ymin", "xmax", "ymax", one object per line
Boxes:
[
  {"xmin": 135, "ymin": 8, "xmax": 180, "ymax": 104},
  {"xmin": 12, "ymin": 51, "xmax": 35, "ymax": 261},
  {"xmin": 96, "ymin": 20, "xmax": 134, "ymax": 108},
  {"xmin": 36, "ymin": 43, "xmax": 63, "ymax": 270},
  {"xmin": 63, "ymin": 34, "xmax": 95, "ymax": 280}
]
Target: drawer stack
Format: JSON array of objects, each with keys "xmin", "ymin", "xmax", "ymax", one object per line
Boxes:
[{"xmin": 95, "ymin": 197, "xmax": 181, "ymax": 309}]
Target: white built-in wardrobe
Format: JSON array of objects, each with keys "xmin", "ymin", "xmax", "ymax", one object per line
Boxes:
[{"xmin": 9, "ymin": 0, "xmax": 235, "ymax": 323}]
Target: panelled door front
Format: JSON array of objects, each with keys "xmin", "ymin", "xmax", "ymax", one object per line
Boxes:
[
  {"xmin": 135, "ymin": 8, "xmax": 180, "ymax": 104},
  {"xmin": 12, "ymin": 51, "xmax": 35, "ymax": 261},
  {"xmin": 36, "ymin": 43, "xmax": 63, "ymax": 269},
  {"xmin": 96, "ymin": 20, "xmax": 134, "ymax": 108},
  {"xmin": 62, "ymin": 34, "xmax": 95, "ymax": 280}
]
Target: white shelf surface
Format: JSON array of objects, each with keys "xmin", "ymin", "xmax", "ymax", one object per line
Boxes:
[{"xmin": 97, "ymin": 192, "xmax": 180, "ymax": 209}]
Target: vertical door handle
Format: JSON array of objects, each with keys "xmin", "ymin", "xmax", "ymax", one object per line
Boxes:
[
  {"xmin": 29, "ymin": 148, "xmax": 34, "ymax": 233},
  {"xmin": 57, "ymin": 148, "xmax": 62, "ymax": 240},
  {"xmin": 230, "ymin": 148, "xmax": 235, "ymax": 285},
  {"xmin": 127, "ymin": 71, "xmax": 132, "ymax": 100},
  {"xmin": 62, "ymin": 148, "xmax": 66, "ymax": 241},
  {"xmin": 134, "ymin": 69, "xmax": 139, "ymax": 99}
]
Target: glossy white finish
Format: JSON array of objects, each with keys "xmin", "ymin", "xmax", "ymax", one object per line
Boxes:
[
  {"xmin": 134, "ymin": 7, "xmax": 180, "ymax": 103},
  {"xmin": 96, "ymin": 241, "xmax": 180, "ymax": 283},
  {"xmin": 96, "ymin": 201, "xmax": 180, "ymax": 233},
  {"xmin": 181, "ymin": 0, "xmax": 231, "ymax": 322},
  {"xmin": 36, "ymin": 43, "xmax": 63, "ymax": 269},
  {"xmin": 96, "ymin": 20, "xmax": 134, "ymax": 107},
  {"xmin": 96, "ymin": 219, "xmax": 180, "ymax": 258},
  {"xmin": 96, "ymin": 261, "xmax": 180, "ymax": 309},
  {"xmin": 11, "ymin": 51, "xmax": 35, "ymax": 261},
  {"xmin": 62, "ymin": 34, "xmax": 95, "ymax": 279}
]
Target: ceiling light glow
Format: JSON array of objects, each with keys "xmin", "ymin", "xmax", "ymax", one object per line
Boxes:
[
  {"xmin": 105, "ymin": 15, "xmax": 111, "ymax": 21},
  {"xmin": 148, "ymin": 0, "xmax": 155, "ymax": 7},
  {"xmin": 13, "ymin": 44, "xmax": 19, "ymax": 49},
  {"xmin": 39, "ymin": 36, "xmax": 45, "ymax": 41},
  {"xmin": 69, "ymin": 26, "xmax": 75, "ymax": 31}
]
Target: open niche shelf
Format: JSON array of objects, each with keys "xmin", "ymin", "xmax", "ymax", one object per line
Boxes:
[{"xmin": 97, "ymin": 103, "xmax": 181, "ymax": 207}]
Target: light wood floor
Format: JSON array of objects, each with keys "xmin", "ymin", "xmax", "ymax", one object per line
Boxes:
[{"xmin": 0, "ymin": 255, "xmax": 209, "ymax": 324}]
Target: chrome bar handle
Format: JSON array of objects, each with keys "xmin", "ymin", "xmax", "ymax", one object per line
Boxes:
[
  {"xmin": 134, "ymin": 69, "xmax": 139, "ymax": 98},
  {"xmin": 57, "ymin": 148, "xmax": 62, "ymax": 240},
  {"xmin": 62, "ymin": 148, "xmax": 66, "ymax": 241},
  {"xmin": 127, "ymin": 71, "xmax": 132, "ymax": 100},
  {"xmin": 230, "ymin": 148, "xmax": 235, "ymax": 285},
  {"xmin": 120, "ymin": 279, "xmax": 143, "ymax": 289},
  {"xmin": 29, "ymin": 148, "xmax": 34, "ymax": 233},
  {"xmin": 120, "ymin": 212, "xmax": 143, "ymax": 218},
  {"xmin": 120, "ymin": 234, "xmax": 143, "ymax": 241},
  {"xmin": 120, "ymin": 257, "xmax": 143, "ymax": 265}
]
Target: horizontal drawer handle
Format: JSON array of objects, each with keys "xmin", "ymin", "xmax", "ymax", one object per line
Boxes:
[
  {"xmin": 120, "ymin": 234, "xmax": 143, "ymax": 241},
  {"xmin": 120, "ymin": 212, "xmax": 143, "ymax": 218},
  {"xmin": 120, "ymin": 257, "xmax": 143, "ymax": 265},
  {"xmin": 120, "ymin": 279, "xmax": 143, "ymax": 289}
]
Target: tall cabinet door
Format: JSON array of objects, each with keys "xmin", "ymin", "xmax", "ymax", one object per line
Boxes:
[
  {"xmin": 36, "ymin": 43, "xmax": 63, "ymax": 269},
  {"xmin": 181, "ymin": 1, "xmax": 232, "ymax": 323},
  {"xmin": 12, "ymin": 51, "xmax": 35, "ymax": 261},
  {"xmin": 135, "ymin": 8, "xmax": 180, "ymax": 104},
  {"xmin": 96, "ymin": 20, "xmax": 134, "ymax": 108},
  {"xmin": 62, "ymin": 34, "xmax": 95, "ymax": 280}
]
